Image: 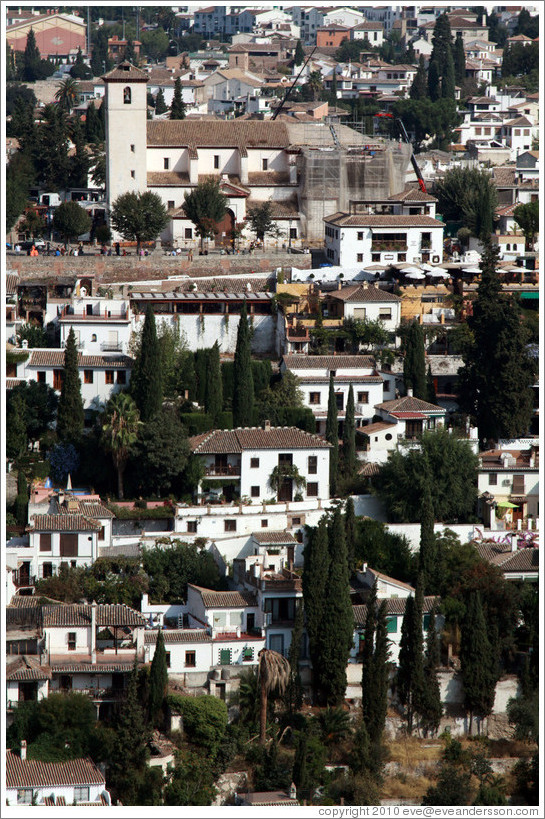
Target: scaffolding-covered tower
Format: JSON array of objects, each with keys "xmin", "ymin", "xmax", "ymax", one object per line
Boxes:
[{"xmin": 285, "ymin": 122, "xmax": 412, "ymax": 244}]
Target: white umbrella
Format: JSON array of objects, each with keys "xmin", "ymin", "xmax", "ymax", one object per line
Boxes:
[
  {"xmin": 507, "ymin": 267, "xmax": 522, "ymax": 273},
  {"xmin": 426, "ymin": 269, "xmax": 450, "ymax": 278},
  {"xmin": 401, "ymin": 266, "xmax": 422, "ymax": 274},
  {"xmin": 463, "ymin": 267, "xmax": 481, "ymax": 274},
  {"xmin": 420, "ymin": 262, "xmax": 435, "ymax": 271},
  {"xmin": 405, "ymin": 271, "xmax": 426, "ymax": 280}
]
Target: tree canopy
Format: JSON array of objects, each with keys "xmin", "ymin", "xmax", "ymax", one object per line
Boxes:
[
  {"xmin": 435, "ymin": 167, "xmax": 498, "ymax": 240},
  {"xmin": 183, "ymin": 178, "xmax": 227, "ymax": 252},
  {"xmin": 110, "ymin": 191, "xmax": 168, "ymax": 254}
]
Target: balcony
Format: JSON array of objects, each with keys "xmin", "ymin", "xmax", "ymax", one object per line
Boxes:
[
  {"xmin": 100, "ymin": 341, "xmax": 123, "ymax": 352},
  {"xmin": 57, "ymin": 686, "xmax": 126, "ymax": 700},
  {"xmin": 59, "ymin": 307, "xmax": 130, "ymax": 321},
  {"xmin": 204, "ymin": 465, "xmax": 241, "ymax": 477},
  {"xmin": 371, "ymin": 243, "xmax": 408, "ymax": 252}
]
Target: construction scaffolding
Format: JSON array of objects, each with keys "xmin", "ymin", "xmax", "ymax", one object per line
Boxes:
[{"xmin": 288, "ymin": 122, "xmax": 412, "ymax": 244}]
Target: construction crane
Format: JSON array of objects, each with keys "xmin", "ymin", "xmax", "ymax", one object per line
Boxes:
[
  {"xmin": 374, "ymin": 112, "xmax": 428, "ymax": 193},
  {"xmin": 272, "ymin": 46, "xmax": 317, "ymax": 120}
]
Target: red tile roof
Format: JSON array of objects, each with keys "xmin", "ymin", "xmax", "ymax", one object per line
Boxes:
[
  {"xmin": 324, "ymin": 213, "xmax": 444, "ymax": 228},
  {"xmin": 28, "ymin": 514, "xmax": 102, "ymax": 532},
  {"xmin": 6, "ymin": 752, "xmax": 106, "ymax": 789},
  {"xmin": 144, "ymin": 629, "xmax": 212, "ymax": 644},
  {"xmin": 328, "ymin": 284, "xmax": 400, "ymax": 303},
  {"xmin": 28, "ymin": 351, "xmax": 132, "ymax": 369},
  {"xmin": 188, "ymin": 584, "xmax": 257, "ymax": 608},
  {"xmin": 190, "ymin": 427, "xmax": 331, "ymax": 454},
  {"xmin": 376, "ymin": 396, "xmax": 445, "ymax": 413},
  {"xmin": 42, "ymin": 604, "xmax": 147, "ymax": 628},
  {"xmin": 282, "ymin": 354, "xmax": 375, "ymax": 370},
  {"xmin": 353, "ymin": 595, "xmax": 438, "ymax": 625},
  {"xmin": 6, "ymin": 656, "xmax": 52, "ymax": 682},
  {"xmin": 252, "ymin": 530, "xmax": 297, "ymax": 544},
  {"xmin": 147, "ymin": 120, "xmax": 289, "ymax": 148}
]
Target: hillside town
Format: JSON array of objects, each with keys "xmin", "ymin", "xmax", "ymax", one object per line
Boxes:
[{"xmin": 4, "ymin": 3, "xmax": 540, "ymax": 811}]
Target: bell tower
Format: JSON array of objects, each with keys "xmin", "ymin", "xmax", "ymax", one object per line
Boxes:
[{"xmin": 103, "ymin": 61, "xmax": 148, "ymax": 222}]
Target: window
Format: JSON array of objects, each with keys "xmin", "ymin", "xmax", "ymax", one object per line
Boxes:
[
  {"xmin": 357, "ymin": 232, "xmax": 364, "ymax": 241},
  {"xmin": 185, "ymin": 228, "xmax": 193, "ymax": 239},
  {"xmin": 353, "ymin": 307, "xmax": 366, "ymax": 319},
  {"xmin": 164, "ymin": 157, "xmax": 170, "ymax": 170},
  {"xmin": 251, "ymin": 485, "xmax": 260, "ymax": 498},
  {"xmin": 335, "ymin": 392, "xmax": 344, "ymax": 411},
  {"xmin": 40, "ymin": 533, "xmax": 52, "ymax": 552},
  {"xmin": 130, "ymin": 170, "xmax": 135, "ymax": 179},
  {"xmin": 309, "ymin": 392, "xmax": 321, "ymax": 404},
  {"xmin": 262, "ymin": 158, "xmax": 268, "ymax": 171},
  {"xmin": 123, "ymin": 86, "xmax": 131, "ymax": 104},
  {"xmin": 214, "ymin": 155, "xmax": 220, "ymax": 169},
  {"xmin": 220, "ymin": 648, "xmax": 232, "ymax": 665},
  {"xmin": 383, "ymin": 380, "xmax": 390, "ymax": 392},
  {"xmin": 512, "ymin": 474, "xmax": 525, "ymax": 493},
  {"xmin": 423, "ymin": 614, "xmax": 431, "ymax": 631},
  {"xmin": 224, "ymin": 519, "xmax": 237, "ymax": 532},
  {"xmin": 74, "ymin": 787, "xmax": 90, "ymax": 803},
  {"xmin": 290, "ymin": 227, "xmax": 297, "ymax": 239},
  {"xmin": 243, "ymin": 647, "xmax": 254, "ymax": 662},
  {"xmin": 98, "ymin": 526, "xmax": 105, "ymax": 541},
  {"xmin": 385, "ymin": 433, "xmax": 393, "ymax": 441},
  {"xmin": 130, "ymin": 144, "xmax": 135, "ymax": 152},
  {"xmin": 488, "ymin": 473, "xmax": 498, "ymax": 486},
  {"xmin": 185, "ymin": 651, "xmax": 196, "ymax": 667},
  {"xmin": 386, "ymin": 616, "xmax": 398, "ymax": 633},
  {"xmin": 165, "ymin": 651, "xmax": 171, "ymax": 668},
  {"xmin": 17, "ymin": 790, "xmax": 33, "ymax": 805},
  {"xmin": 168, "ymin": 200, "xmax": 175, "ymax": 209},
  {"xmin": 307, "ymin": 482, "xmax": 318, "ymax": 497},
  {"xmin": 105, "ymin": 370, "xmax": 114, "ymax": 384},
  {"xmin": 53, "ymin": 369, "xmax": 64, "ymax": 390},
  {"xmin": 250, "ymin": 457, "xmax": 260, "ymax": 468},
  {"xmin": 308, "ymin": 455, "xmax": 318, "ymax": 475},
  {"xmin": 91, "ymin": 334, "xmax": 97, "ymax": 343},
  {"xmin": 187, "ymin": 520, "xmax": 197, "ymax": 533},
  {"xmin": 68, "ymin": 632, "xmax": 77, "ymax": 651},
  {"xmin": 117, "ymin": 371, "xmax": 126, "ymax": 385},
  {"xmin": 261, "ymin": 519, "xmax": 268, "ymax": 528},
  {"xmin": 357, "ymin": 253, "xmax": 364, "ymax": 263},
  {"xmin": 84, "ymin": 370, "xmax": 93, "ymax": 384},
  {"xmin": 379, "ymin": 308, "xmax": 392, "ymax": 320},
  {"xmin": 357, "ymin": 391, "xmax": 369, "ymax": 404},
  {"xmin": 291, "ymin": 517, "xmax": 301, "ymax": 526},
  {"xmin": 60, "ymin": 534, "xmax": 78, "ymax": 557},
  {"xmin": 37, "ymin": 371, "xmax": 46, "ymax": 383},
  {"xmin": 42, "ymin": 562, "xmax": 53, "ymax": 578}
]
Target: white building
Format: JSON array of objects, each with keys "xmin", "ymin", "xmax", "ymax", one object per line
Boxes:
[
  {"xmin": 323, "ymin": 7, "xmax": 366, "ymax": 29},
  {"xmin": 280, "ymin": 353, "xmax": 396, "ymax": 434},
  {"xmin": 323, "ymin": 283, "xmax": 402, "ymax": 336},
  {"xmin": 324, "ymin": 213, "xmax": 444, "ymax": 268},
  {"xmin": 478, "ymin": 442, "xmax": 539, "ymax": 527},
  {"xmin": 351, "ymin": 21, "xmax": 384, "ymax": 47},
  {"xmin": 190, "ymin": 424, "xmax": 331, "ymax": 505},
  {"xmin": 56, "ymin": 296, "xmax": 132, "ymax": 354},
  {"xmin": 6, "ymin": 749, "xmax": 111, "ymax": 807}
]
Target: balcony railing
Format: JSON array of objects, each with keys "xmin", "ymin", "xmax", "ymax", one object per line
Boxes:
[
  {"xmin": 60, "ymin": 307, "xmax": 129, "ymax": 320},
  {"xmin": 100, "ymin": 341, "xmax": 123, "ymax": 351},
  {"xmin": 204, "ymin": 466, "xmax": 241, "ymax": 477},
  {"xmin": 371, "ymin": 243, "xmax": 408, "ymax": 252},
  {"xmin": 57, "ymin": 686, "xmax": 126, "ymax": 700}
]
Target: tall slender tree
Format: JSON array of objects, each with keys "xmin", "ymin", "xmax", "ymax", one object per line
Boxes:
[
  {"xmin": 7, "ymin": 394, "xmax": 27, "ymax": 459},
  {"xmin": 397, "ymin": 580, "xmax": 425, "ymax": 734},
  {"xmin": 419, "ymin": 607, "xmax": 443, "ymax": 737},
  {"xmin": 302, "ymin": 518, "xmax": 330, "ymax": 700},
  {"xmin": 170, "ymin": 77, "xmax": 187, "ymax": 120},
  {"xmin": 257, "ymin": 649, "xmax": 289, "ymax": 743},
  {"xmin": 410, "ymin": 54, "xmax": 428, "ymax": 100},
  {"xmin": 294, "ymin": 39, "xmax": 305, "ymax": 66},
  {"xmin": 131, "ymin": 305, "xmax": 163, "ymax": 422},
  {"xmin": 319, "ymin": 509, "xmax": 354, "ymax": 705},
  {"xmin": 403, "ymin": 320, "xmax": 427, "ymax": 399},
  {"xmin": 326, "ymin": 374, "xmax": 339, "ymax": 495},
  {"xmin": 56, "ymin": 328, "xmax": 84, "ymax": 442},
  {"xmin": 418, "ymin": 466, "xmax": 437, "ymax": 594},
  {"xmin": 154, "ymin": 87, "xmax": 168, "ymax": 114},
  {"xmin": 369, "ymin": 600, "xmax": 390, "ymax": 746},
  {"xmin": 453, "ymin": 32, "xmax": 466, "ymax": 86},
  {"xmin": 427, "ymin": 59, "xmax": 441, "ymax": 102},
  {"xmin": 101, "ymin": 393, "xmax": 141, "ymax": 499},
  {"xmin": 232, "ymin": 302, "xmax": 254, "ymax": 427},
  {"xmin": 426, "ymin": 364, "xmax": 437, "ymax": 405},
  {"xmin": 205, "ymin": 341, "xmax": 223, "ymax": 424},
  {"xmin": 342, "ymin": 384, "xmax": 356, "ymax": 479},
  {"xmin": 109, "ymin": 661, "xmax": 151, "ymax": 805},
  {"xmin": 428, "ymin": 13, "xmax": 454, "ymax": 100},
  {"xmin": 344, "ymin": 495, "xmax": 357, "ymax": 574},
  {"xmin": 361, "ymin": 580, "xmax": 378, "ymax": 732},
  {"xmin": 149, "ymin": 629, "xmax": 169, "ymax": 727},
  {"xmin": 460, "ymin": 592, "xmax": 497, "ymax": 732},
  {"xmin": 285, "ymin": 601, "xmax": 304, "ymax": 713}
]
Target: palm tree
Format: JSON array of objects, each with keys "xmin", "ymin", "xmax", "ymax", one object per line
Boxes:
[
  {"xmin": 258, "ymin": 648, "xmax": 290, "ymax": 744},
  {"xmin": 317, "ymin": 706, "xmax": 352, "ymax": 757},
  {"xmin": 307, "ymin": 70, "xmax": 324, "ymax": 101},
  {"xmin": 55, "ymin": 77, "xmax": 80, "ymax": 112},
  {"xmin": 101, "ymin": 393, "xmax": 141, "ymax": 498}
]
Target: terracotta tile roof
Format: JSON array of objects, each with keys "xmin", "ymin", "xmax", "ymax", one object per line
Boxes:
[
  {"xmin": 376, "ymin": 395, "xmax": 445, "ymax": 413},
  {"xmin": 6, "ymin": 656, "xmax": 52, "ymax": 681},
  {"xmin": 387, "ymin": 188, "xmax": 437, "ymax": 203},
  {"xmin": 148, "ymin": 171, "xmax": 190, "ymax": 186},
  {"xmin": 28, "ymin": 350, "xmax": 133, "ymax": 369},
  {"xmin": 359, "ymin": 461, "xmax": 381, "ymax": 476},
  {"xmin": 6, "ymin": 752, "xmax": 106, "ymax": 789},
  {"xmin": 353, "ymin": 21, "xmax": 383, "ymax": 30},
  {"xmin": 49, "ymin": 661, "xmax": 138, "ymax": 672},
  {"xmin": 297, "ymin": 375, "xmax": 383, "ymax": 384},
  {"xmin": 241, "ymin": 791, "xmax": 299, "ymax": 806},
  {"xmin": 368, "ymin": 568, "xmax": 415, "ymax": 591},
  {"xmin": 499, "ymin": 549, "xmax": 538, "ymax": 573},
  {"xmin": 190, "ymin": 427, "xmax": 331, "ymax": 454},
  {"xmin": 6, "ymin": 272, "xmax": 19, "ymax": 295},
  {"xmin": 28, "ymin": 514, "xmax": 102, "ymax": 532},
  {"xmin": 283, "ymin": 355, "xmax": 375, "ymax": 370},
  {"xmin": 328, "ymin": 284, "xmax": 401, "ymax": 303},
  {"xmin": 252, "ymin": 530, "xmax": 297, "ymax": 544},
  {"xmin": 353, "ymin": 595, "xmax": 438, "ymax": 625},
  {"xmin": 188, "ymin": 584, "xmax": 257, "ymax": 608},
  {"xmin": 503, "ymin": 116, "xmax": 534, "ymax": 127},
  {"xmin": 42, "ymin": 603, "xmax": 147, "ymax": 628},
  {"xmin": 8, "ymin": 595, "xmax": 61, "ymax": 609},
  {"xmin": 103, "ymin": 61, "xmax": 148, "ymax": 82},
  {"xmin": 147, "ymin": 120, "xmax": 289, "ymax": 148},
  {"xmin": 144, "ymin": 629, "xmax": 212, "ymax": 644},
  {"xmin": 358, "ymin": 422, "xmax": 397, "ymax": 435},
  {"xmin": 493, "ymin": 167, "xmax": 517, "ymax": 187},
  {"xmin": 324, "ymin": 213, "xmax": 444, "ymax": 228},
  {"xmin": 79, "ymin": 502, "xmax": 114, "ymax": 519}
]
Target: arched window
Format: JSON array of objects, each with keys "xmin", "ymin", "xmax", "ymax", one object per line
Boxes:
[
  {"xmin": 91, "ymin": 334, "xmax": 97, "ymax": 342},
  {"xmin": 506, "ymin": 243, "xmax": 510, "ymax": 250},
  {"xmin": 123, "ymin": 86, "xmax": 131, "ymax": 104}
]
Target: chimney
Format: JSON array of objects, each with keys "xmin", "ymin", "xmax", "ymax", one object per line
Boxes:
[
  {"xmin": 362, "ymin": 562, "xmax": 367, "ymax": 575},
  {"xmin": 407, "ymin": 388, "xmax": 413, "ymax": 397},
  {"xmin": 362, "ymin": 280, "xmax": 368, "ymax": 288},
  {"xmin": 20, "ymin": 740, "xmax": 27, "ymax": 761},
  {"xmin": 263, "ymin": 419, "xmax": 271, "ymax": 431},
  {"xmin": 91, "ymin": 600, "xmax": 97, "ymax": 663}
]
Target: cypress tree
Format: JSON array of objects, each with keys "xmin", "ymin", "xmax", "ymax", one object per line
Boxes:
[
  {"xmin": 302, "ymin": 518, "xmax": 329, "ymax": 701},
  {"xmin": 410, "ymin": 55, "xmax": 428, "ymax": 100},
  {"xmin": 125, "ymin": 38, "xmax": 137, "ymax": 64},
  {"xmin": 453, "ymin": 32, "xmax": 466, "ymax": 86},
  {"xmin": 428, "ymin": 59, "xmax": 441, "ymax": 102},
  {"xmin": 56, "ymin": 327, "xmax": 84, "ymax": 442},
  {"xmin": 418, "ymin": 468, "xmax": 437, "ymax": 594},
  {"xmin": 426, "ymin": 364, "xmax": 437, "ymax": 405},
  {"xmin": 319, "ymin": 509, "xmax": 354, "ymax": 705},
  {"xmin": 419, "ymin": 607, "xmax": 443, "ymax": 737},
  {"xmin": 361, "ymin": 580, "xmax": 377, "ymax": 731},
  {"xmin": 344, "ymin": 495, "xmax": 357, "ymax": 575},
  {"xmin": 154, "ymin": 87, "xmax": 168, "ymax": 115},
  {"xmin": 233, "ymin": 302, "xmax": 254, "ymax": 427},
  {"xmin": 294, "ymin": 39, "xmax": 305, "ymax": 66},
  {"xmin": 292, "ymin": 731, "xmax": 310, "ymax": 799},
  {"xmin": 403, "ymin": 320, "xmax": 427, "ymax": 399},
  {"xmin": 330, "ymin": 66, "xmax": 338, "ymax": 100},
  {"xmin": 149, "ymin": 629, "xmax": 169, "ymax": 727},
  {"xmin": 131, "ymin": 305, "xmax": 163, "ymax": 423},
  {"xmin": 109, "ymin": 662, "xmax": 151, "ymax": 805},
  {"xmin": 194, "ymin": 349, "xmax": 208, "ymax": 407},
  {"xmin": 23, "ymin": 28, "xmax": 42, "ymax": 82},
  {"xmin": 441, "ymin": 46, "xmax": 456, "ymax": 100},
  {"xmin": 205, "ymin": 341, "xmax": 223, "ymax": 424},
  {"xmin": 368, "ymin": 600, "xmax": 390, "ymax": 747},
  {"xmin": 285, "ymin": 601, "xmax": 304, "ymax": 713},
  {"xmin": 325, "ymin": 374, "xmax": 339, "ymax": 496},
  {"xmin": 342, "ymin": 384, "xmax": 356, "ymax": 479},
  {"xmin": 14, "ymin": 470, "xmax": 29, "ymax": 526},
  {"xmin": 397, "ymin": 580, "xmax": 425, "ymax": 734},
  {"xmin": 170, "ymin": 77, "xmax": 187, "ymax": 120},
  {"xmin": 460, "ymin": 592, "xmax": 497, "ymax": 732},
  {"xmin": 6, "ymin": 394, "xmax": 27, "ymax": 459},
  {"xmin": 349, "ymin": 719, "xmax": 372, "ymax": 776}
]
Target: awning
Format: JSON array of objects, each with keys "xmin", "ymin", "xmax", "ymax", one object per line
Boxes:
[
  {"xmin": 495, "ymin": 500, "xmax": 519, "ymax": 508},
  {"xmin": 520, "ymin": 291, "xmax": 539, "ymax": 300}
]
